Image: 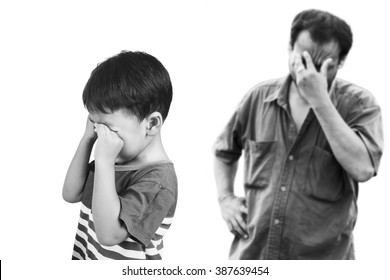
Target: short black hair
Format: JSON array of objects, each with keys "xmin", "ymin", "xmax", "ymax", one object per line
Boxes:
[
  {"xmin": 290, "ymin": 9, "xmax": 353, "ymax": 60},
  {"xmin": 83, "ymin": 51, "xmax": 172, "ymax": 121}
]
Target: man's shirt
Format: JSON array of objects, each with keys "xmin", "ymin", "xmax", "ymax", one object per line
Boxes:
[{"xmin": 214, "ymin": 75, "xmax": 383, "ymax": 259}]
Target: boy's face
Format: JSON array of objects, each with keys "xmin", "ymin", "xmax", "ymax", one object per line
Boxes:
[{"xmin": 89, "ymin": 109, "xmax": 148, "ymax": 164}]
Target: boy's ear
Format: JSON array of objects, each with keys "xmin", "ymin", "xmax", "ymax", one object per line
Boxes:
[
  {"xmin": 288, "ymin": 42, "xmax": 293, "ymax": 53},
  {"xmin": 146, "ymin": 112, "xmax": 163, "ymax": 136}
]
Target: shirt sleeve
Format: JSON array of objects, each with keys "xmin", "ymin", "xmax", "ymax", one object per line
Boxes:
[
  {"xmin": 117, "ymin": 182, "xmax": 175, "ymax": 246},
  {"xmin": 345, "ymin": 91, "xmax": 384, "ymax": 175},
  {"xmin": 213, "ymin": 92, "xmax": 253, "ymax": 164}
]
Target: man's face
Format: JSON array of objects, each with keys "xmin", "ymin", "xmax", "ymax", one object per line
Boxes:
[
  {"xmin": 289, "ymin": 30, "xmax": 343, "ymax": 87},
  {"xmin": 89, "ymin": 109, "xmax": 149, "ymax": 164}
]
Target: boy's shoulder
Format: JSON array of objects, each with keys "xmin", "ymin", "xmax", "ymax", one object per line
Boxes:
[{"xmin": 115, "ymin": 160, "xmax": 177, "ymax": 195}]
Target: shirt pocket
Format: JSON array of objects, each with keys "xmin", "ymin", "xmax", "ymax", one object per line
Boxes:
[
  {"xmin": 244, "ymin": 140, "xmax": 276, "ymax": 188},
  {"xmin": 304, "ymin": 146, "xmax": 346, "ymax": 202}
]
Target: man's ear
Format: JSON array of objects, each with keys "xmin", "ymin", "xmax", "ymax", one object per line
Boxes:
[
  {"xmin": 338, "ymin": 56, "xmax": 347, "ymax": 69},
  {"xmin": 146, "ymin": 112, "xmax": 163, "ymax": 136}
]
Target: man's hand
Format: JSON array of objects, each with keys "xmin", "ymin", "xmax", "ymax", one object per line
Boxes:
[
  {"xmin": 219, "ymin": 195, "xmax": 248, "ymax": 239},
  {"xmin": 293, "ymin": 51, "xmax": 333, "ymax": 107},
  {"xmin": 94, "ymin": 123, "xmax": 123, "ymax": 164}
]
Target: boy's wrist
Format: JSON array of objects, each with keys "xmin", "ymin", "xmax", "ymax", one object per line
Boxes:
[
  {"xmin": 81, "ymin": 134, "xmax": 97, "ymax": 144},
  {"xmin": 94, "ymin": 157, "xmax": 116, "ymax": 167}
]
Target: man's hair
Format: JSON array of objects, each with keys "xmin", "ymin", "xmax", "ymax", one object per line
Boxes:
[
  {"xmin": 83, "ymin": 51, "xmax": 172, "ymax": 121},
  {"xmin": 290, "ymin": 9, "xmax": 353, "ymax": 60}
]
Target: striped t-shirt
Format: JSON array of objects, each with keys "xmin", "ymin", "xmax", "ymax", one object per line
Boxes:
[{"xmin": 72, "ymin": 160, "xmax": 177, "ymax": 260}]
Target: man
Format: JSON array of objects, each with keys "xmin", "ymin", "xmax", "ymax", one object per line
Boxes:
[{"xmin": 213, "ymin": 9, "xmax": 383, "ymax": 260}]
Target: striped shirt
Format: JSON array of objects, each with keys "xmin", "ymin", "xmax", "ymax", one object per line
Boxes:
[{"xmin": 72, "ymin": 160, "xmax": 177, "ymax": 260}]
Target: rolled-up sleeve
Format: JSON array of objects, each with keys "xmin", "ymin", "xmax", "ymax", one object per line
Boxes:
[
  {"xmin": 346, "ymin": 91, "xmax": 384, "ymax": 175},
  {"xmin": 213, "ymin": 93, "xmax": 252, "ymax": 164}
]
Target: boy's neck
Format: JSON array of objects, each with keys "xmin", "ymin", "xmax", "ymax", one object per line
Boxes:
[{"xmin": 120, "ymin": 133, "xmax": 169, "ymax": 166}]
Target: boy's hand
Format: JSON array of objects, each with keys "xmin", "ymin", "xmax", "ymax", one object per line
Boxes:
[
  {"xmin": 94, "ymin": 123, "xmax": 123, "ymax": 164},
  {"xmin": 83, "ymin": 115, "xmax": 98, "ymax": 141},
  {"xmin": 219, "ymin": 195, "xmax": 249, "ymax": 239}
]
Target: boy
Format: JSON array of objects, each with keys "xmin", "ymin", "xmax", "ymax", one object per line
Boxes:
[{"xmin": 63, "ymin": 51, "xmax": 177, "ymax": 260}]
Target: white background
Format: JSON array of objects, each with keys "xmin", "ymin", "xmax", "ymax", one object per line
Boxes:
[{"xmin": 1, "ymin": 0, "xmax": 389, "ymax": 279}]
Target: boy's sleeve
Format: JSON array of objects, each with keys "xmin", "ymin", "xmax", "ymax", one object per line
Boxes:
[{"xmin": 117, "ymin": 182, "xmax": 175, "ymax": 247}]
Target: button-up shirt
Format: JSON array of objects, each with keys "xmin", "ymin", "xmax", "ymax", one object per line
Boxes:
[{"xmin": 214, "ymin": 75, "xmax": 383, "ymax": 259}]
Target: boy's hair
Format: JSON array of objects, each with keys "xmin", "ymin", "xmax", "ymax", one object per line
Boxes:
[
  {"xmin": 290, "ymin": 9, "xmax": 353, "ymax": 61},
  {"xmin": 83, "ymin": 51, "xmax": 172, "ymax": 121}
]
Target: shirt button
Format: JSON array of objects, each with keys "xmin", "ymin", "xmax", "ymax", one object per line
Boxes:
[
  {"xmin": 281, "ymin": 186, "xmax": 287, "ymax": 192},
  {"xmin": 274, "ymin": 219, "xmax": 280, "ymax": 225},
  {"xmin": 288, "ymin": 155, "xmax": 294, "ymax": 160}
]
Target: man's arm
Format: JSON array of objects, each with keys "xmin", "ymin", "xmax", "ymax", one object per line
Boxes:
[
  {"xmin": 214, "ymin": 157, "xmax": 248, "ymax": 239},
  {"xmin": 92, "ymin": 124, "xmax": 128, "ymax": 246},
  {"xmin": 62, "ymin": 117, "xmax": 97, "ymax": 203},
  {"xmin": 294, "ymin": 51, "xmax": 375, "ymax": 182}
]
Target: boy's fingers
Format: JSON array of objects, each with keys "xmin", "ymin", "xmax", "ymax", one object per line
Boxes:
[
  {"xmin": 94, "ymin": 124, "xmax": 105, "ymax": 136},
  {"xmin": 94, "ymin": 123, "xmax": 112, "ymax": 137},
  {"xmin": 227, "ymin": 221, "xmax": 233, "ymax": 233},
  {"xmin": 94, "ymin": 124, "xmax": 101, "ymax": 134}
]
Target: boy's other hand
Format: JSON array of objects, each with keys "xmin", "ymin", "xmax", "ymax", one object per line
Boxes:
[
  {"xmin": 94, "ymin": 123, "xmax": 123, "ymax": 164},
  {"xmin": 219, "ymin": 195, "xmax": 249, "ymax": 239},
  {"xmin": 83, "ymin": 115, "xmax": 97, "ymax": 141}
]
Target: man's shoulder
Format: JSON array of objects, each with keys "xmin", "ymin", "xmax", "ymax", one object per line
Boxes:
[
  {"xmin": 335, "ymin": 78, "xmax": 378, "ymax": 107},
  {"xmin": 240, "ymin": 76, "xmax": 287, "ymax": 104},
  {"xmin": 249, "ymin": 76, "xmax": 286, "ymax": 94}
]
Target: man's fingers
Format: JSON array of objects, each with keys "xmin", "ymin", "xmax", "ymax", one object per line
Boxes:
[
  {"xmin": 235, "ymin": 215, "xmax": 248, "ymax": 237},
  {"xmin": 320, "ymin": 57, "xmax": 333, "ymax": 76},
  {"xmin": 221, "ymin": 196, "xmax": 249, "ymax": 238},
  {"xmin": 293, "ymin": 52, "xmax": 305, "ymax": 73},
  {"xmin": 231, "ymin": 218, "xmax": 248, "ymax": 238},
  {"xmin": 302, "ymin": 51, "xmax": 314, "ymax": 70},
  {"xmin": 237, "ymin": 197, "xmax": 248, "ymax": 215},
  {"xmin": 240, "ymin": 204, "xmax": 248, "ymax": 215}
]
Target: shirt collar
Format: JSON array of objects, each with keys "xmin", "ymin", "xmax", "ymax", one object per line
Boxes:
[{"xmin": 263, "ymin": 75, "xmax": 292, "ymax": 109}]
